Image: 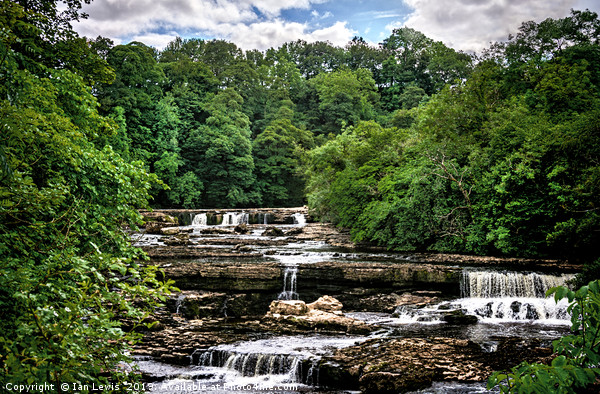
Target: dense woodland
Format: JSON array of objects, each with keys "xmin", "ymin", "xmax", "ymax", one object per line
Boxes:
[
  {"xmin": 1, "ymin": 0, "xmax": 600, "ymax": 389},
  {"xmin": 88, "ymin": 9, "xmax": 599, "ymax": 265}
]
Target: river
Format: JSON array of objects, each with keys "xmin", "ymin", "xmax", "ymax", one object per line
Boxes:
[{"xmin": 132, "ymin": 209, "xmax": 577, "ymax": 393}]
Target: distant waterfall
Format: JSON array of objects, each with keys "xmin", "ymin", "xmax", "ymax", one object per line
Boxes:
[
  {"xmin": 259, "ymin": 212, "xmax": 269, "ymax": 225},
  {"xmin": 191, "ymin": 213, "xmax": 207, "ymax": 226},
  {"xmin": 175, "ymin": 294, "xmax": 186, "ymax": 315},
  {"xmin": 278, "ymin": 266, "xmax": 299, "ymax": 300},
  {"xmin": 292, "ymin": 213, "xmax": 306, "ymax": 226},
  {"xmin": 460, "ymin": 270, "xmax": 574, "ymax": 298},
  {"xmin": 194, "ymin": 349, "xmax": 302, "ymax": 383},
  {"xmin": 221, "ymin": 212, "xmax": 249, "ymax": 226}
]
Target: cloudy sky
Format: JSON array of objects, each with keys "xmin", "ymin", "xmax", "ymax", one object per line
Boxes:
[{"xmin": 72, "ymin": 0, "xmax": 600, "ymax": 53}]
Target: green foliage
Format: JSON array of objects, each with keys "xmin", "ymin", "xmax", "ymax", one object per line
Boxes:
[
  {"xmin": 304, "ymin": 10, "xmax": 600, "ymax": 261},
  {"xmin": 487, "ymin": 280, "xmax": 600, "ymax": 393},
  {"xmin": 308, "ymin": 68, "xmax": 379, "ymax": 135},
  {"xmin": 253, "ymin": 102, "xmax": 313, "ymax": 207},
  {"xmin": 180, "ymin": 88, "xmax": 258, "ymax": 207},
  {"xmin": 0, "ymin": 1, "xmax": 173, "ymax": 387}
]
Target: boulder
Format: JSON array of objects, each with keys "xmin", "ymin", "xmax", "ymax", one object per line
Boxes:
[
  {"xmin": 264, "ymin": 297, "xmax": 371, "ymax": 334},
  {"xmin": 161, "ymin": 227, "xmax": 182, "ymax": 235},
  {"xmin": 442, "ymin": 309, "xmax": 479, "ymax": 325},
  {"xmin": 262, "ymin": 226, "xmax": 285, "ymax": 237},
  {"xmin": 145, "ymin": 222, "xmax": 170, "ymax": 234},
  {"xmin": 233, "ymin": 244, "xmax": 253, "ymax": 253},
  {"xmin": 307, "ymin": 295, "xmax": 343, "ymax": 314},
  {"xmin": 143, "ymin": 212, "xmax": 179, "ymax": 234},
  {"xmin": 234, "ymin": 223, "xmax": 249, "ymax": 234},
  {"xmin": 269, "ymin": 300, "xmax": 308, "ymax": 316},
  {"xmin": 285, "ymin": 227, "xmax": 304, "ymax": 236},
  {"xmin": 163, "ymin": 234, "xmax": 190, "ymax": 246}
]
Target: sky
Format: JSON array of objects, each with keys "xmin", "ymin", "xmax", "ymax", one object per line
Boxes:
[{"xmin": 72, "ymin": 0, "xmax": 600, "ymax": 53}]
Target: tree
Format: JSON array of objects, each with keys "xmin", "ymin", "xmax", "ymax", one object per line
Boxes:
[
  {"xmin": 253, "ymin": 102, "xmax": 314, "ymax": 207},
  {"xmin": 97, "ymin": 42, "xmax": 166, "ymax": 163},
  {"xmin": 308, "ymin": 68, "xmax": 379, "ymax": 135},
  {"xmin": 0, "ymin": 0, "xmax": 171, "ymax": 387},
  {"xmin": 180, "ymin": 89, "xmax": 258, "ymax": 207},
  {"xmin": 378, "ymin": 27, "xmax": 472, "ymax": 110}
]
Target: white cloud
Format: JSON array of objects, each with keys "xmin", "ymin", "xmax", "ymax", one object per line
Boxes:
[
  {"xmin": 73, "ymin": 0, "xmax": 346, "ymax": 50},
  {"xmin": 224, "ymin": 20, "xmax": 355, "ymax": 50},
  {"xmin": 399, "ymin": 0, "xmax": 582, "ymax": 53},
  {"xmin": 131, "ymin": 32, "xmax": 180, "ymax": 49}
]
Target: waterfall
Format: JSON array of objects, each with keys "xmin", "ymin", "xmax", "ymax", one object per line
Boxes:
[
  {"xmin": 292, "ymin": 213, "xmax": 306, "ymax": 226},
  {"xmin": 195, "ymin": 349, "xmax": 303, "ymax": 383},
  {"xmin": 460, "ymin": 270, "xmax": 574, "ymax": 298},
  {"xmin": 221, "ymin": 212, "xmax": 249, "ymax": 226},
  {"xmin": 457, "ymin": 270, "xmax": 574, "ymax": 323},
  {"xmin": 278, "ymin": 266, "xmax": 299, "ymax": 300},
  {"xmin": 175, "ymin": 294, "xmax": 186, "ymax": 315},
  {"xmin": 392, "ymin": 270, "xmax": 575, "ymax": 324},
  {"xmin": 191, "ymin": 213, "xmax": 207, "ymax": 226}
]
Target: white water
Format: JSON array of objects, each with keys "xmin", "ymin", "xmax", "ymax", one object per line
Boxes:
[
  {"xmin": 175, "ymin": 294, "xmax": 186, "ymax": 315},
  {"xmin": 192, "ymin": 213, "xmax": 207, "ymax": 226},
  {"xmin": 389, "ymin": 270, "xmax": 574, "ymax": 325},
  {"xmin": 292, "ymin": 213, "xmax": 306, "ymax": 226},
  {"xmin": 278, "ymin": 266, "xmax": 299, "ymax": 300},
  {"xmin": 456, "ymin": 297, "xmax": 570, "ymax": 324},
  {"xmin": 221, "ymin": 212, "xmax": 249, "ymax": 226},
  {"xmin": 460, "ymin": 270, "xmax": 574, "ymax": 298},
  {"xmin": 190, "ymin": 335, "xmax": 366, "ymax": 387},
  {"xmin": 260, "ymin": 212, "xmax": 269, "ymax": 225}
]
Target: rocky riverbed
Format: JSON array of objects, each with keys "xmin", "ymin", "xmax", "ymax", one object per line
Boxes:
[{"xmin": 131, "ymin": 209, "xmax": 583, "ymax": 393}]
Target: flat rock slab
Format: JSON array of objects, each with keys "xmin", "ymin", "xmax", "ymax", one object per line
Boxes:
[{"xmin": 318, "ymin": 336, "xmax": 553, "ymax": 393}]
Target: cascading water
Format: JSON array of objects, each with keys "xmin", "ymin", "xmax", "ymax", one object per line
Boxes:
[
  {"xmin": 258, "ymin": 212, "xmax": 269, "ymax": 225},
  {"xmin": 460, "ymin": 270, "xmax": 573, "ymax": 298},
  {"xmin": 195, "ymin": 349, "xmax": 302, "ymax": 383},
  {"xmin": 221, "ymin": 212, "xmax": 249, "ymax": 226},
  {"xmin": 458, "ymin": 270, "xmax": 574, "ymax": 323},
  {"xmin": 192, "ymin": 213, "xmax": 207, "ymax": 226},
  {"xmin": 188, "ymin": 336, "xmax": 366, "ymax": 388},
  {"xmin": 175, "ymin": 294, "xmax": 186, "ymax": 315},
  {"xmin": 392, "ymin": 270, "xmax": 574, "ymax": 325},
  {"xmin": 292, "ymin": 213, "xmax": 306, "ymax": 226},
  {"xmin": 278, "ymin": 266, "xmax": 299, "ymax": 300}
]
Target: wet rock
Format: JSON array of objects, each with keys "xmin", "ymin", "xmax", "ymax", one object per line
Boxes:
[
  {"xmin": 200, "ymin": 227, "xmax": 233, "ymax": 235},
  {"xmin": 145, "ymin": 222, "xmax": 171, "ymax": 234},
  {"xmin": 442, "ymin": 310, "xmax": 479, "ymax": 325},
  {"xmin": 262, "ymin": 226, "xmax": 285, "ymax": 237},
  {"xmin": 360, "ymin": 370, "xmax": 434, "ymax": 394},
  {"xmin": 234, "ymin": 223, "xmax": 249, "ymax": 234},
  {"xmin": 233, "ymin": 244, "xmax": 253, "ymax": 253},
  {"xmin": 160, "ymin": 261, "xmax": 282, "ymax": 293},
  {"xmin": 160, "ymin": 226, "xmax": 193, "ymax": 235},
  {"xmin": 159, "ymin": 352, "xmax": 191, "ymax": 366},
  {"xmin": 269, "ymin": 300, "xmax": 308, "ymax": 315},
  {"xmin": 142, "ymin": 212, "xmax": 179, "ymax": 234},
  {"xmin": 168, "ymin": 291, "xmax": 228, "ymax": 319},
  {"xmin": 341, "ymin": 292, "xmax": 442, "ymax": 313},
  {"xmin": 285, "ymin": 227, "xmax": 304, "ymax": 236}
]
